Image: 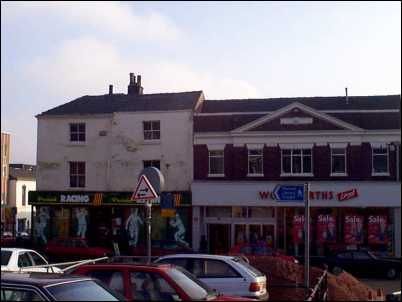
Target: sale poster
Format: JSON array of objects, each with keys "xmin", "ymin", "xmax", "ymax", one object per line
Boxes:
[
  {"xmin": 344, "ymin": 215, "xmax": 364, "ymax": 244},
  {"xmin": 316, "ymin": 214, "xmax": 336, "ymax": 243},
  {"xmin": 368, "ymin": 215, "xmax": 388, "ymax": 244},
  {"xmin": 292, "ymin": 215, "xmax": 312, "ymax": 244}
]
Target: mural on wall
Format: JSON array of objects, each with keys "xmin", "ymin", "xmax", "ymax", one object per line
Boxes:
[
  {"xmin": 75, "ymin": 208, "xmax": 88, "ymax": 239},
  {"xmin": 35, "ymin": 207, "xmax": 50, "ymax": 244},
  {"xmin": 169, "ymin": 212, "xmax": 189, "ymax": 247},
  {"xmin": 125, "ymin": 208, "xmax": 143, "ymax": 247}
]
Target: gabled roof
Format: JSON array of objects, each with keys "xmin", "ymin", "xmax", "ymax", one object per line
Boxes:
[
  {"xmin": 201, "ymin": 95, "xmax": 400, "ymax": 113},
  {"xmin": 231, "ymin": 102, "xmax": 363, "ymax": 133},
  {"xmin": 37, "ymin": 91, "xmax": 204, "ymax": 117}
]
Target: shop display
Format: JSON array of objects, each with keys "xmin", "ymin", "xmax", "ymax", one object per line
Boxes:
[
  {"xmin": 368, "ymin": 215, "xmax": 388, "ymax": 244},
  {"xmin": 316, "ymin": 214, "xmax": 336, "ymax": 243},
  {"xmin": 344, "ymin": 214, "xmax": 364, "ymax": 244}
]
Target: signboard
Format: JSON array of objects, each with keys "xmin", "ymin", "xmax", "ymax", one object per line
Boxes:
[
  {"xmin": 344, "ymin": 215, "xmax": 364, "ymax": 244},
  {"xmin": 368, "ymin": 215, "xmax": 388, "ymax": 244},
  {"xmin": 273, "ymin": 185, "xmax": 305, "ymax": 202},
  {"xmin": 316, "ymin": 214, "xmax": 336, "ymax": 243},
  {"xmin": 131, "ymin": 175, "xmax": 158, "ymax": 201},
  {"xmin": 160, "ymin": 192, "xmax": 176, "ymax": 218}
]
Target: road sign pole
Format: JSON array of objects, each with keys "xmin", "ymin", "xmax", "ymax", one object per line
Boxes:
[
  {"xmin": 145, "ymin": 200, "xmax": 152, "ymax": 264},
  {"xmin": 304, "ymin": 182, "xmax": 310, "ymax": 294}
]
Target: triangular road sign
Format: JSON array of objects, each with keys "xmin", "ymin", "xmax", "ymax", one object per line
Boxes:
[{"xmin": 131, "ymin": 175, "xmax": 158, "ymax": 201}]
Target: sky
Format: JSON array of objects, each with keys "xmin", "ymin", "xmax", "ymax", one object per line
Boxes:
[{"xmin": 1, "ymin": 1, "xmax": 401, "ymax": 165}]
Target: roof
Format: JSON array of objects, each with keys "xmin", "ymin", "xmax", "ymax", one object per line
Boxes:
[
  {"xmin": 1, "ymin": 272, "xmax": 91, "ymax": 286},
  {"xmin": 9, "ymin": 164, "xmax": 36, "ymax": 180},
  {"xmin": 37, "ymin": 91, "xmax": 204, "ymax": 117},
  {"xmin": 200, "ymin": 95, "xmax": 401, "ymax": 113},
  {"xmin": 157, "ymin": 254, "xmax": 237, "ymax": 260},
  {"xmin": 1, "ymin": 248, "xmax": 37, "ymax": 253}
]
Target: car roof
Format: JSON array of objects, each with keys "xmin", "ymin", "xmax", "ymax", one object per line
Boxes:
[
  {"xmin": 1, "ymin": 248, "xmax": 37, "ymax": 253},
  {"xmin": 2, "ymin": 272, "xmax": 93, "ymax": 286},
  {"xmin": 158, "ymin": 254, "xmax": 237, "ymax": 260},
  {"xmin": 75, "ymin": 263, "xmax": 174, "ymax": 270}
]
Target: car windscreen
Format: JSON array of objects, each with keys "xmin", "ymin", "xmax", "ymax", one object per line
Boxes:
[
  {"xmin": 232, "ymin": 257, "xmax": 264, "ymax": 277},
  {"xmin": 1, "ymin": 251, "xmax": 12, "ymax": 266},
  {"xmin": 45, "ymin": 280, "xmax": 122, "ymax": 301},
  {"xmin": 166, "ymin": 266, "xmax": 215, "ymax": 300}
]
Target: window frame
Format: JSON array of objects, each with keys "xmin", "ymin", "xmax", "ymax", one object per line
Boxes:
[
  {"xmin": 280, "ymin": 148, "xmax": 313, "ymax": 176},
  {"xmin": 143, "ymin": 160, "xmax": 161, "ymax": 170},
  {"xmin": 372, "ymin": 146, "xmax": 390, "ymax": 176},
  {"xmin": 330, "ymin": 148, "xmax": 347, "ymax": 176},
  {"xmin": 69, "ymin": 161, "xmax": 86, "ymax": 188},
  {"xmin": 208, "ymin": 150, "xmax": 224, "ymax": 177},
  {"xmin": 247, "ymin": 149, "xmax": 264, "ymax": 176},
  {"xmin": 69, "ymin": 123, "xmax": 86, "ymax": 143},
  {"xmin": 143, "ymin": 121, "xmax": 161, "ymax": 141}
]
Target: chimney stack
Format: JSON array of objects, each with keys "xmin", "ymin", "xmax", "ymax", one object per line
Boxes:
[
  {"xmin": 127, "ymin": 72, "xmax": 144, "ymax": 95},
  {"xmin": 109, "ymin": 85, "xmax": 113, "ymax": 95},
  {"xmin": 345, "ymin": 87, "xmax": 349, "ymax": 104}
]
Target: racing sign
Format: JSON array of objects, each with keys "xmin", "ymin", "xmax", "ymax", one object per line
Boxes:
[{"xmin": 131, "ymin": 175, "xmax": 158, "ymax": 201}]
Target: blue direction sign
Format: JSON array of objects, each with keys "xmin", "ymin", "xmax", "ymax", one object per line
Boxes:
[{"xmin": 273, "ymin": 185, "xmax": 305, "ymax": 202}]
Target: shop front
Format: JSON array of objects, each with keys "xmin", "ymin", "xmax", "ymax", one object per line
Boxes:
[
  {"xmin": 28, "ymin": 191, "xmax": 192, "ymax": 254},
  {"xmin": 192, "ymin": 181, "xmax": 401, "ymax": 257}
]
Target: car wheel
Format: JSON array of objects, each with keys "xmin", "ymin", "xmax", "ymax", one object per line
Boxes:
[
  {"xmin": 386, "ymin": 268, "xmax": 397, "ymax": 280},
  {"xmin": 332, "ymin": 266, "xmax": 343, "ymax": 275}
]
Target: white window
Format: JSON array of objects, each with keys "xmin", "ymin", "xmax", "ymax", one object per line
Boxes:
[
  {"xmin": 248, "ymin": 149, "xmax": 263, "ymax": 176},
  {"xmin": 69, "ymin": 162, "xmax": 85, "ymax": 188},
  {"xmin": 208, "ymin": 150, "xmax": 224, "ymax": 176},
  {"xmin": 143, "ymin": 121, "xmax": 160, "ymax": 140},
  {"xmin": 372, "ymin": 146, "xmax": 389, "ymax": 175},
  {"xmin": 281, "ymin": 149, "xmax": 312, "ymax": 175},
  {"xmin": 69, "ymin": 123, "xmax": 86, "ymax": 142},
  {"xmin": 331, "ymin": 148, "xmax": 347, "ymax": 175}
]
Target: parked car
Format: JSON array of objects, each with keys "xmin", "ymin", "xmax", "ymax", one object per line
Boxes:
[
  {"xmin": 1, "ymin": 271, "xmax": 124, "ymax": 301},
  {"xmin": 229, "ymin": 243, "xmax": 298, "ymax": 263},
  {"xmin": 322, "ymin": 250, "xmax": 401, "ymax": 279},
  {"xmin": 1, "ymin": 248, "xmax": 62, "ymax": 273},
  {"xmin": 71, "ymin": 262, "xmax": 255, "ymax": 301},
  {"xmin": 45, "ymin": 237, "xmax": 112, "ymax": 262},
  {"xmin": 130, "ymin": 240, "xmax": 193, "ymax": 256},
  {"xmin": 155, "ymin": 254, "xmax": 268, "ymax": 300}
]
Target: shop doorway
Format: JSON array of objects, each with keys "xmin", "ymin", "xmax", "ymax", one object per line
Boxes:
[
  {"xmin": 208, "ymin": 224, "xmax": 231, "ymax": 254},
  {"xmin": 234, "ymin": 223, "xmax": 275, "ymax": 247}
]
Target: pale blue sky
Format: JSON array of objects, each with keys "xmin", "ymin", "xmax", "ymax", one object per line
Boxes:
[{"xmin": 1, "ymin": 1, "xmax": 401, "ymax": 164}]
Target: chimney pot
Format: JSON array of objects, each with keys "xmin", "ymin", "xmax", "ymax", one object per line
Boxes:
[
  {"xmin": 129, "ymin": 73, "xmax": 135, "ymax": 84},
  {"xmin": 109, "ymin": 85, "xmax": 113, "ymax": 95},
  {"xmin": 345, "ymin": 87, "xmax": 349, "ymax": 104}
]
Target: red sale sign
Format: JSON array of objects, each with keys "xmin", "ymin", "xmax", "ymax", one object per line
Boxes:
[
  {"xmin": 368, "ymin": 215, "xmax": 388, "ymax": 244},
  {"xmin": 316, "ymin": 214, "xmax": 336, "ymax": 243},
  {"xmin": 344, "ymin": 215, "xmax": 364, "ymax": 244},
  {"xmin": 292, "ymin": 215, "xmax": 312, "ymax": 244}
]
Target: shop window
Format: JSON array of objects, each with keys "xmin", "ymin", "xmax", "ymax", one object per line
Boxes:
[
  {"xmin": 70, "ymin": 123, "xmax": 86, "ymax": 142},
  {"xmin": 281, "ymin": 149, "xmax": 312, "ymax": 175},
  {"xmin": 143, "ymin": 121, "xmax": 160, "ymax": 140},
  {"xmin": 331, "ymin": 148, "xmax": 346, "ymax": 175},
  {"xmin": 69, "ymin": 162, "xmax": 85, "ymax": 188},
  {"xmin": 208, "ymin": 150, "xmax": 224, "ymax": 176},
  {"xmin": 206, "ymin": 207, "xmax": 231, "ymax": 217},
  {"xmin": 248, "ymin": 149, "xmax": 263, "ymax": 175},
  {"xmin": 249, "ymin": 207, "xmax": 274, "ymax": 218},
  {"xmin": 372, "ymin": 147, "xmax": 389, "ymax": 175},
  {"xmin": 22, "ymin": 185, "xmax": 26, "ymax": 206},
  {"xmin": 143, "ymin": 160, "xmax": 160, "ymax": 170},
  {"xmin": 232, "ymin": 207, "xmax": 248, "ymax": 218}
]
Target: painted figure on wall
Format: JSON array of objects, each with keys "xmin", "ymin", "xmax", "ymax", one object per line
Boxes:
[
  {"xmin": 125, "ymin": 208, "xmax": 143, "ymax": 247},
  {"xmin": 169, "ymin": 213, "xmax": 189, "ymax": 247},
  {"xmin": 75, "ymin": 208, "xmax": 88, "ymax": 239},
  {"xmin": 35, "ymin": 207, "xmax": 50, "ymax": 244}
]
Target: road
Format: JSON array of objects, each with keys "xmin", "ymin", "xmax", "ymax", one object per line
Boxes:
[{"xmin": 359, "ymin": 278, "xmax": 401, "ymax": 296}]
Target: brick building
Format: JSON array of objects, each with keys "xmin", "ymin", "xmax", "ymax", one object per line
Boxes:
[{"xmin": 191, "ymin": 95, "xmax": 401, "ymax": 257}]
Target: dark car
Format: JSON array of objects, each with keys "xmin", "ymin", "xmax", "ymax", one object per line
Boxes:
[
  {"xmin": 1, "ymin": 271, "xmax": 124, "ymax": 301},
  {"xmin": 130, "ymin": 240, "xmax": 193, "ymax": 257},
  {"xmin": 45, "ymin": 237, "xmax": 112, "ymax": 262},
  {"xmin": 323, "ymin": 250, "xmax": 401, "ymax": 279},
  {"xmin": 71, "ymin": 262, "xmax": 256, "ymax": 301}
]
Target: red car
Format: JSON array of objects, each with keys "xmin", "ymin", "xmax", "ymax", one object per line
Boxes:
[
  {"xmin": 45, "ymin": 237, "xmax": 112, "ymax": 262},
  {"xmin": 130, "ymin": 240, "xmax": 193, "ymax": 257},
  {"xmin": 229, "ymin": 243, "xmax": 298, "ymax": 263},
  {"xmin": 71, "ymin": 262, "xmax": 256, "ymax": 301}
]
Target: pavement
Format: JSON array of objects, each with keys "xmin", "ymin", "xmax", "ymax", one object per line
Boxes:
[{"xmin": 359, "ymin": 278, "xmax": 401, "ymax": 296}]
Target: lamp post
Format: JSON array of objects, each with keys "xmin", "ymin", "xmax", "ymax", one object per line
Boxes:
[{"xmin": 145, "ymin": 200, "xmax": 152, "ymax": 264}]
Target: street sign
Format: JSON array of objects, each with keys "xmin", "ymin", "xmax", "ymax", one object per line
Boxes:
[
  {"xmin": 131, "ymin": 175, "xmax": 158, "ymax": 201},
  {"xmin": 273, "ymin": 185, "xmax": 305, "ymax": 202}
]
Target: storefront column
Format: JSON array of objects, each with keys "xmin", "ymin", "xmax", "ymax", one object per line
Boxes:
[
  {"xmin": 394, "ymin": 207, "xmax": 401, "ymax": 257},
  {"xmin": 192, "ymin": 206, "xmax": 201, "ymax": 251}
]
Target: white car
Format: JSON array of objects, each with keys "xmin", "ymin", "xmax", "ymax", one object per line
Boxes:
[
  {"xmin": 1, "ymin": 248, "xmax": 62, "ymax": 273},
  {"xmin": 155, "ymin": 254, "xmax": 268, "ymax": 300}
]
